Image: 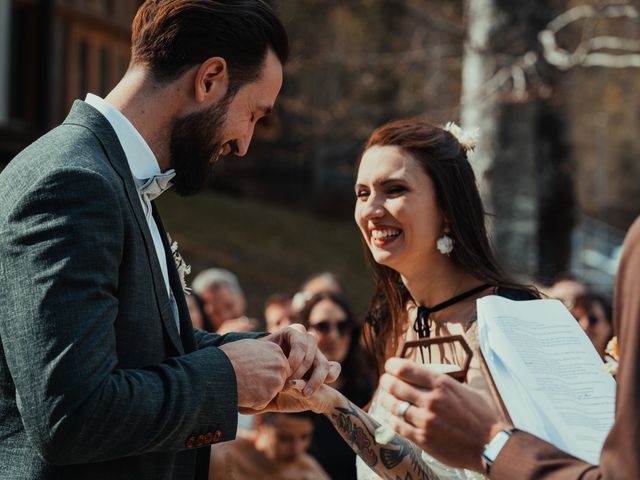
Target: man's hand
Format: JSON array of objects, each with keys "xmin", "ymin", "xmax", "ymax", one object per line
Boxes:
[
  {"xmin": 218, "ymin": 339, "xmax": 290, "ymax": 410},
  {"xmin": 379, "ymin": 357, "xmax": 509, "ymax": 472},
  {"xmin": 260, "ymin": 324, "xmax": 341, "ymax": 396}
]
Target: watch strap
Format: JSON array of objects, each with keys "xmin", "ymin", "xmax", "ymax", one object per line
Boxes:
[{"xmin": 482, "ymin": 428, "xmax": 514, "ymax": 474}]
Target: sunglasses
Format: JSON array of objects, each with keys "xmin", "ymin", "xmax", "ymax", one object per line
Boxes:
[{"xmin": 309, "ymin": 320, "xmax": 352, "ymax": 336}]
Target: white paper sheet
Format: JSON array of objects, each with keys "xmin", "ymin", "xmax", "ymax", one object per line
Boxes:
[{"xmin": 477, "ymin": 296, "xmax": 616, "ymax": 464}]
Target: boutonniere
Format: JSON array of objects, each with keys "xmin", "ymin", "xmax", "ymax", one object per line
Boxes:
[
  {"xmin": 603, "ymin": 336, "xmax": 619, "ymax": 376},
  {"xmin": 168, "ymin": 235, "xmax": 191, "ymax": 294}
]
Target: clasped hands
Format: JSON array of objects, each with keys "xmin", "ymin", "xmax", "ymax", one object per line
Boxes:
[{"xmin": 219, "ymin": 324, "xmax": 340, "ymax": 415}]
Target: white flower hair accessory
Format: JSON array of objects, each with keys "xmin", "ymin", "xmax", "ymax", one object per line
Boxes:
[
  {"xmin": 168, "ymin": 235, "xmax": 192, "ymax": 294},
  {"xmin": 443, "ymin": 122, "xmax": 479, "ymax": 153}
]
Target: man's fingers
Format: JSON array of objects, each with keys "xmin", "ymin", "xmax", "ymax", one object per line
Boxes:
[
  {"xmin": 285, "ymin": 329, "xmax": 307, "ymax": 374},
  {"xmin": 384, "ymin": 410, "xmax": 423, "ymax": 447},
  {"xmin": 288, "ymin": 323, "xmax": 307, "ymax": 333},
  {"xmin": 290, "ymin": 333, "xmax": 317, "ymax": 379},
  {"xmin": 326, "ymin": 361, "xmax": 341, "ymax": 383},
  {"xmin": 385, "ymin": 357, "xmax": 439, "ymax": 389},
  {"xmin": 380, "ymin": 388, "xmax": 428, "ymax": 428},
  {"xmin": 379, "ymin": 373, "xmax": 425, "ymax": 406},
  {"xmin": 302, "ymin": 351, "xmax": 330, "ymax": 396}
]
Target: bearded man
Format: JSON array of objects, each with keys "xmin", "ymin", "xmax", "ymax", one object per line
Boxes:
[{"xmin": 0, "ymin": 2, "xmax": 338, "ymax": 479}]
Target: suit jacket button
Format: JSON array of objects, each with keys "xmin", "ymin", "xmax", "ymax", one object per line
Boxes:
[
  {"xmin": 203, "ymin": 432, "xmax": 213, "ymax": 443},
  {"xmin": 185, "ymin": 436, "xmax": 196, "ymax": 449},
  {"xmin": 212, "ymin": 430, "xmax": 222, "ymax": 443},
  {"xmin": 196, "ymin": 434, "xmax": 205, "ymax": 447}
]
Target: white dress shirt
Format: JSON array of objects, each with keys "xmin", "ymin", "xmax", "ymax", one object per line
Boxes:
[{"xmin": 85, "ymin": 93, "xmax": 180, "ymax": 332}]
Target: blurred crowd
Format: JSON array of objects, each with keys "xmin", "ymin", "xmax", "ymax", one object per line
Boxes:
[
  {"xmin": 186, "ymin": 269, "xmax": 374, "ymax": 479},
  {"xmin": 182, "ymin": 266, "xmax": 612, "ymax": 480},
  {"xmin": 542, "ymin": 276, "xmax": 613, "ymax": 358}
]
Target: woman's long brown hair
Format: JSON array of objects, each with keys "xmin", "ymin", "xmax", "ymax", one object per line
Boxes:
[{"xmin": 358, "ymin": 119, "xmax": 538, "ymax": 374}]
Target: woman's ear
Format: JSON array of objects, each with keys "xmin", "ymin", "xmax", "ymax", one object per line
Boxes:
[{"xmin": 193, "ymin": 57, "xmax": 229, "ymax": 104}]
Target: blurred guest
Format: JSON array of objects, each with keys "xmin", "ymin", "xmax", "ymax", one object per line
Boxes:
[
  {"xmin": 303, "ymin": 272, "xmax": 344, "ymax": 297},
  {"xmin": 184, "ymin": 292, "xmax": 214, "ymax": 331},
  {"xmin": 191, "ymin": 268, "xmax": 257, "ymax": 333},
  {"xmin": 209, "ymin": 412, "xmax": 329, "ymax": 480},
  {"xmin": 216, "ymin": 316, "xmax": 258, "ymax": 335},
  {"xmin": 292, "ymin": 272, "xmax": 344, "ymax": 311},
  {"xmin": 571, "ymin": 292, "xmax": 613, "ymax": 358},
  {"xmin": 265, "ymin": 293, "xmax": 295, "ymax": 332},
  {"xmin": 547, "ymin": 275, "xmax": 587, "ymax": 309},
  {"xmin": 298, "ymin": 292, "xmax": 374, "ymax": 480}
]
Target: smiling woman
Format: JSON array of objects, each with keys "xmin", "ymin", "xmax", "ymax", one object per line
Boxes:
[{"xmin": 265, "ymin": 119, "xmax": 538, "ymax": 480}]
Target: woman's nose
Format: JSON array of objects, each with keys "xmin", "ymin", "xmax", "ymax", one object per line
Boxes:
[{"xmin": 361, "ymin": 194, "xmax": 385, "ymax": 220}]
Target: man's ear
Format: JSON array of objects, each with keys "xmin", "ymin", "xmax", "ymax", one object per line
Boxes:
[{"xmin": 194, "ymin": 57, "xmax": 229, "ymax": 104}]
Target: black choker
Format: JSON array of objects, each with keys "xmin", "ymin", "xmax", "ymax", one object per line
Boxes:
[{"xmin": 413, "ymin": 284, "xmax": 492, "ymax": 338}]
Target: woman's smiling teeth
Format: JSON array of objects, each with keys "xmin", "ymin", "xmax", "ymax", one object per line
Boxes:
[{"xmin": 370, "ymin": 228, "xmax": 402, "ymax": 245}]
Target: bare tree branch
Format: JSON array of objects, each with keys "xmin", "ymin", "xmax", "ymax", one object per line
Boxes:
[
  {"xmin": 465, "ymin": 1, "xmax": 640, "ymax": 106},
  {"xmin": 539, "ymin": 2, "xmax": 640, "ymax": 70}
]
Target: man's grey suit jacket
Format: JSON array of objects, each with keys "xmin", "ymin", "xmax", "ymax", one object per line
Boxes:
[{"xmin": 0, "ymin": 101, "xmax": 260, "ymax": 479}]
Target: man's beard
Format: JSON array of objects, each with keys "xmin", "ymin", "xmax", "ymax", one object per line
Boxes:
[{"xmin": 169, "ymin": 94, "xmax": 233, "ymax": 196}]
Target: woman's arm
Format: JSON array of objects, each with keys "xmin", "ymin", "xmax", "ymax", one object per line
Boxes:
[
  {"xmin": 326, "ymin": 391, "xmax": 438, "ymax": 480},
  {"xmin": 247, "ymin": 382, "xmax": 439, "ymax": 480}
]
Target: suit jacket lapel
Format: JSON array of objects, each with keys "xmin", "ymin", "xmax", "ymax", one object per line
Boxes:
[
  {"xmin": 63, "ymin": 100, "xmax": 185, "ymax": 355},
  {"xmin": 152, "ymin": 204, "xmax": 197, "ymax": 353}
]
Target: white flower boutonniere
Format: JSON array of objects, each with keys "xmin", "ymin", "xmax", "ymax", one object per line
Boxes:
[{"xmin": 168, "ymin": 235, "xmax": 191, "ymax": 294}]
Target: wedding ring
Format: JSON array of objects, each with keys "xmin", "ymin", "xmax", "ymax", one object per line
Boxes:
[{"xmin": 397, "ymin": 400, "xmax": 412, "ymax": 419}]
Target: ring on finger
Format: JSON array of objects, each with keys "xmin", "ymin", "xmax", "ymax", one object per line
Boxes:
[{"xmin": 397, "ymin": 400, "xmax": 412, "ymax": 418}]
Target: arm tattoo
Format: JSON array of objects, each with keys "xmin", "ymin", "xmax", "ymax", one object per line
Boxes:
[
  {"xmin": 380, "ymin": 437, "xmax": 412, "ymax": 469},
  {"xmin": 329, "ymin": 400, "xmax": 440, "ymax": 480},
  {"xmin": 333, "ymin": 404, "xmax": 378, "ymax": 467}
]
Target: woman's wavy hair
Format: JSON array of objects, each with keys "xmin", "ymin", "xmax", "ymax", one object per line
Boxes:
[{"xmin": 358, "ymin": 119, "xmax": 537, "ymax": 373}]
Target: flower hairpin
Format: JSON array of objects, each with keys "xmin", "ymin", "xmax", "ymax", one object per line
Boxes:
[
  {"xmin": 443, "ymin": 121, "xmax": 479, "ymax": 152},
  {"xmin": 168, "ymin": 235, "xmax": 192, "ymax": 294}
]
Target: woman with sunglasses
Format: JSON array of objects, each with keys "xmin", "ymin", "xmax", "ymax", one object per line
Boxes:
[
  {"xmin": 298, "ymin": 292, "xmax": 374, "ymax": 480},
  {"xmin": 253, "ymin": 119, "xmax": 537, "ymax": 480}
]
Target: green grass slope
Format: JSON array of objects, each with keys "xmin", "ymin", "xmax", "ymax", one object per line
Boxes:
[{"xmin": 156, "ymin": 192, "xmax": 373, "ymax": 323}]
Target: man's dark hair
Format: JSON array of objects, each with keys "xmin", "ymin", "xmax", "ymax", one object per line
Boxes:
[{"xmin": 131, "ymin": 0, "xmax": 289, "ymax": 93}]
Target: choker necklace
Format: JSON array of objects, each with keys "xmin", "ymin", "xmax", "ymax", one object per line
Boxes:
[{"xmin": 413, "ymin": 283, "xmax": 492, "ymax": 338}]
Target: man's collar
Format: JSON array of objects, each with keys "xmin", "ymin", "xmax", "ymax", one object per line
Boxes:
[{"xmin": 84, "ymin": 93, "xmax": 169, "ymax": 182}]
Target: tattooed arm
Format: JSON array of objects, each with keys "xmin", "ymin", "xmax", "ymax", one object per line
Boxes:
[
  {"xmin": 326, "ymin": 392, "xmax": 439, "ymax": 480},
  {"xmin": 240, "ymin": 381, "xmax": 440, "ymax": 479}
]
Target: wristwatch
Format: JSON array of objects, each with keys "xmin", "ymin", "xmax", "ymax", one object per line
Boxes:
[{"xmin": 481, "ymin": 428, "xmax": 514, "ymax": 474}]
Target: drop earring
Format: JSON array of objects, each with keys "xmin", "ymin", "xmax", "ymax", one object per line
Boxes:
[{"xmin": 436, "ymin": 228, "xmax": 454, "ymax": 255}]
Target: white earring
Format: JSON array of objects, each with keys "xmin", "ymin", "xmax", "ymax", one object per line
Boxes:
[{"xmin": 436, "ymin": 233, "xmax": 454, "ymax": 255}]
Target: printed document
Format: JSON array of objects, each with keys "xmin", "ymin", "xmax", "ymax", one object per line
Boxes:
[{"xmin": 477, "ymin": 296, "xmax": 616, "ymax": 464}]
